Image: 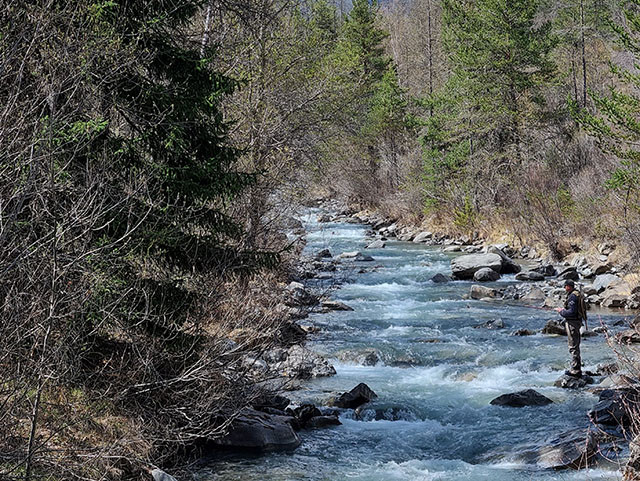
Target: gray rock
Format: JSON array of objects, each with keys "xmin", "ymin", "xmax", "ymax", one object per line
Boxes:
[
  {"xmin": 317, "ymin": 214, "xmax": 332, "ymax": 223},
  {"xmin": 473, "ymin": 267, "xmax": 501, "ymax": 282},
  {"xmin": 336, "ymin": 348, "xmax": 380, "ymax": 366},
  {"xmin": 431, "ymin": 273, "xmax": 451, "ymax": 283},
  {"xmin": 541, "ymin": 319, "xmax": 567, "ymax": 335},
  {"xmin": 490, "ymin": 389, "xmax": 553, "ymax": 407},
  {"xmin": 151, "ymin": 469, "xmax": 178, "ymax": 481},
  {"xmin": 366, "ymin": 239, "xmax": 386, "ymax": 249},
  {"xmin": 332, "ymin": 383, "xmax": 378, "ymax": 409},
  {"xmin": 444, "ymin": 245, "xmax": 462, "ymax": 252},
  {"xmin": 315, "ymin": 248, "xmax": 332, "ymax": 259},
  {"xmin": 212, "ymin": 409, "xmax": 301, "ymax": 452},
  {"xmin": 512, "ymin": 328, "xmax": 536, "ymax": 336},
  {"xmin": 535, "ymin": 429, "xmax": 596, "ymax": 469},
  {"xmin": 451, "ymin": 253, "xmax": 503, "ymax": 280},
  {"xmin": 532, "ymin": 264, "xmax": 557, "ymax": 277},
  {"xmin": 470, "ymin": 284, "xmax": 499, "ymax": 300},
  {"xmin": 589, "ymin": 389, "xmax": 640, "ymax": 428},
  {"xmin": 487, "ymin": 246, "xmax": 521, "ymax": 274},
  {"xmin": 593, "ymin": 274, "xmax": 623, "ymax": 293},
  {"xmin": 557, "ymin": 267, "xmax": 579, "ymax": 281},
  {"xmin": 277, "ymin": 345, "xmax": 336, "ymax": 379},
  {"xmin": 475, "ymin": 318, "xmax": 505, "ymax": 329},
  {"xmin": 523, "ymin": 287, "xmax": 546, "ymax": 301},
  {"xmin": 413, "ymin": 231, "xmax": 433, "ymax": 243},
  {"xmin": 306, "ymin": 415, "xmax": 341, "ymax": 428},
  {"xmin": 554, "ymin": 374, "xmax": 595, "ymax": 389},
  {"xmin": 321, "ymin": 300, "xmax": 354, "ymax": 312}
]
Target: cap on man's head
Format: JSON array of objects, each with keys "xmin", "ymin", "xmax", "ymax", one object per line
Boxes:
[{"xmin": 564, "ymin": 279, "xmax": 575, "ymax": 288}]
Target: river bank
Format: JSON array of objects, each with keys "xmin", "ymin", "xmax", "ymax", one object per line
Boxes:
[{"xmin": 194, "ymin": 202, "xmax": 640, "ymax": 480}]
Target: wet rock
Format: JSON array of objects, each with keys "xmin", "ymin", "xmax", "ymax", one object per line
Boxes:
[
  {"xmin": 331, "ymin": 383, "xmax": 378, "ymax": 409},
  {"xmin": 490, "ymin": 389, "xmax": 553, "ymax": 407},
  {"xmin": 532, "ymin": 264, "xmax": 557, "ymax": 277},
  {"xmin": 470, "ymin": 284, "xmax": 500, "ymax": 300},
  {"xmin": 474, "ymin": 267, "xmax": 501, "ymax": 282},
  {"xmin": 413, "ymin": 231, "xmax": 433, "ymax": 243},
  {"xmin": 253, "ymin": 393, "xmax": 291, "ymax": 413},
  {"xmin": 336, "ymin": 348, "xmax": 381, "ymax": 366},
  {"xmin": 475, "ymin": 318, "xmax": 505, "ymax": 329},
  {"xmin": 512, "ymin": 328, "xmax": 536, "ymax": 336},
  {"xmin": 211, "ymin": 408, "xmax": 301, "ymax": 452},
  {"xmin": 487, "ymin": 246, "xmax": 521, "ymax": 274},
  {"xmin": 315, "ymin": 248, "xmax": 332, "ymax": 259},
  {"xmin": 589, "ymin": 389, "xmax": 640, "ymax": 427},
  {"xmin": 286, "ymin": 282, "xmax": 318, "ymax": 307},
  {"xmin": 451, "ymin": 253, "xmax": 503, "ymax": 280},
  {"xmin": 515, "ymin": 271, "xmax": 545, "ymax": 282},
  {"xmin": 554, "ymin": 374, "xmax": 595, "ymax": 389},
  {"xmin": 317, "ymin": 214, "xmax": 332, "ymax": 223},
  {"xmin": 541, "ymin": 319, "xmax": 567, "ymax": 335},
  {"xmin": 431, "ymin": 273, "xmax": 451, "ymax": 283},
  {"xmin": 306, "ymin": 414, "xmax": 341, "ymax": 428},
  {"xmin": 321, "ymin": 300, "xmax": 354, "ymax": 312},
  {"xmin": 557, "ymin": 266, "xmax": 579, "ymax": 281},
  {"xmin": 275, "ymin": 345, "xmax": 336, "ymax": 379},
  {"xmin": 365, "ymin": 239, "xmax": 386, "ymax": 249},
  {"xmin": 535, "ymin": 429, "xmax": 596, "ymax": 469},
  {"xmin": 523, "ymin": 287, "xmax": 546, "ymax": 302},
  {"xmin": 290, "ymin": 404, "xmax": 322, "ymax": 428}
]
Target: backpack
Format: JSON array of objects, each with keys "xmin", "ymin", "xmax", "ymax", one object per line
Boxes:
[{"xmin": 576, "ymin": 291, "xmax": 588, "ymax": 322}]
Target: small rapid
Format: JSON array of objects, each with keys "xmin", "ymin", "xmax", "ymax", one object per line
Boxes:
[{"xmin": 199, "ymin": 209, "xmax": 631, "ymax": 481}]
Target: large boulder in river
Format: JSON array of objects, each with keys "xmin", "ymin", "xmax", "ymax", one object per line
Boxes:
[
  {"xmin": 541, "ymin": 319, "xmax": 566, "ymax": 335},
  {"xmin": 589, "ymin": 388, "xmax": 640, "ymax": 428},
  {"xmin": 211, "ymin": 409, "xmax": 301, "ymax": 452},
  {"xmin": 473, "ymin": 267, "xmax": 501, "ymax": 282},
  {"xmin": 451, "ymin": 253, "xmax": 503, "ymax": 280},
  {"xmin": 331, "ymin": 383, "xmax": 378, "ymax": 409},
  {"xmin": 431, "ymin": 273, "xmax": 451, "ymax": 283},
  {"xmin": 490, "ymin": 389, "xmax": 553, "ymax": 407}
]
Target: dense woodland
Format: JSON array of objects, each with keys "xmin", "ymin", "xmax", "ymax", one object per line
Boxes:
[{"xmin": 2, "ymin": 0, "xmax": 640, "ymax": 479}]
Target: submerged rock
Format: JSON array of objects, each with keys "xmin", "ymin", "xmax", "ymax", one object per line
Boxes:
[
  {"xmin": 490, "ymin": 389, "xmax": 553, "ymax": 407},
  {"xmin": 475, "ymin": 318, "xmax": 505, "ymax": 329},
  {"xmin": 365, "ymin": 239, "xmax": 386, "ymax": 249},
  {"xmin": 211, "ymin": 409, "xmax": 301, "ymax": 452},
  {"xmin": 431, "ymin": 273, "xmax": 451, "ymax": 283},
  {"xmin": 512, "ymin": 328, "xmax": 536, "ymax": 336},
  {"xmin": 331, "ymin": 383, "xmax": 378, "ymax": 409}
]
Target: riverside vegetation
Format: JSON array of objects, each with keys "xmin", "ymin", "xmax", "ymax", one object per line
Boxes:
[{"xmin": 3, "ymin": 0, "xmax": 640, "ymax": 480}]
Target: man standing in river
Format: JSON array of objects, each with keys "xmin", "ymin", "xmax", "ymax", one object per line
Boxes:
[{"xmin": 556, "ymin": 279, "xmax": 585, "ymax": 378}]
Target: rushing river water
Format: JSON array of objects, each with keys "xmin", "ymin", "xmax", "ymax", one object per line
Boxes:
[{"xmin": 199, "ymin": 209, "xmax": 632, "ymax": 481}]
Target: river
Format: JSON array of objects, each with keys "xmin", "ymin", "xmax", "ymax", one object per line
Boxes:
[{"xmin": 198, "ymin": 208, "xmax": 631, "ymax": 481}]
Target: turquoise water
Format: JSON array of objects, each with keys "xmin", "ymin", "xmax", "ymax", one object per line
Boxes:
[{"xmin": 199, "ymin": 209, "xmax": 632, "ymax": 481}]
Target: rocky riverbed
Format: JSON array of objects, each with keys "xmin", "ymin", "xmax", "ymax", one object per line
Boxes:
[{"xmin": 197, "ymin": 202, "xmax": 640, "ymax": 481}]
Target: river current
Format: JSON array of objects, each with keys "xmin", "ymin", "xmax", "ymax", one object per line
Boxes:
[{"xmin": 199, "ymin": 209, "xmax": 631, "ymax": 481}]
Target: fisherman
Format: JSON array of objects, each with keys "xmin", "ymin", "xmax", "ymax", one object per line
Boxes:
[{"xmin": 556, "ymin": 279, "xmax": 586, "ymax": 378}]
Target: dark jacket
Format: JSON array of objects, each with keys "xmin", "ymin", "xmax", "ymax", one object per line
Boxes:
[{"xmin": 560, "ymin": 291, "xmax": 581, "ymax": 323}]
